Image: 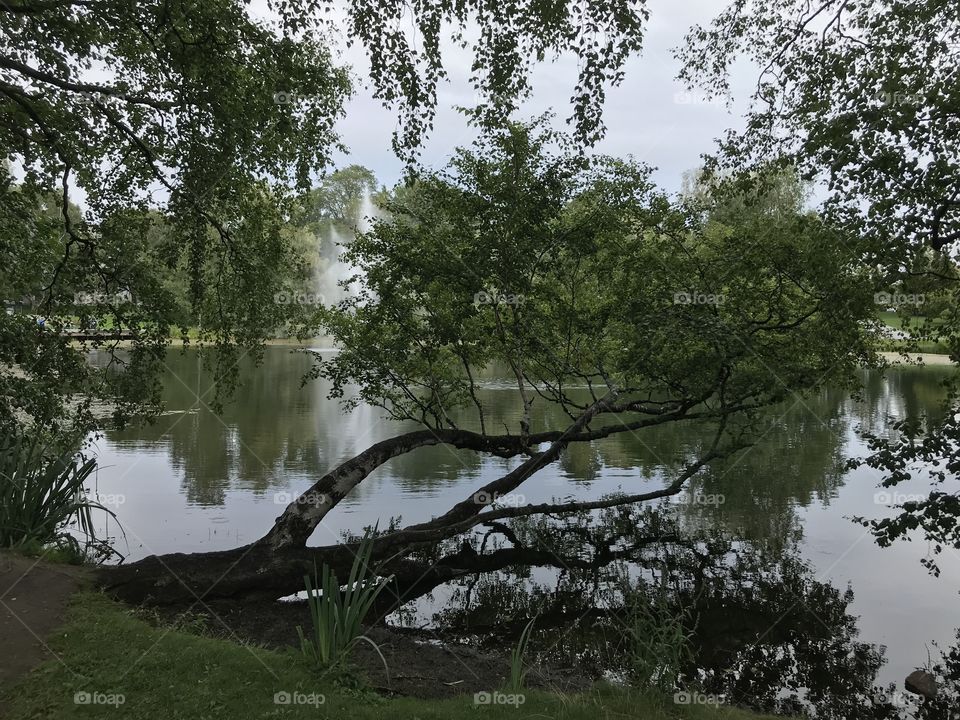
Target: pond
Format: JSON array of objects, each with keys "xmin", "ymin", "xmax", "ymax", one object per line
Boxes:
[{"xmin": 86, "ymin": 346, "xmax": 960, "ymax": 694}]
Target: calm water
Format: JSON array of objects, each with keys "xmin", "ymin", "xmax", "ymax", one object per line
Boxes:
[{"xmin": 87, "ymin": 347, "xmax": 960, "ymax": 688}]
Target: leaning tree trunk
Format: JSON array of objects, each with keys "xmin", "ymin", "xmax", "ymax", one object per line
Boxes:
[
  {"xmin": 97, "ymin": 405, "xmax": 611, "ymax": 604},
  {"xmin": 98, "ymin": 540, "xmax": 470, "ymax": 610},
  {"xmin": 96, "ymin": 524, "xmax": 684, "ymax": 612},
  {"xmin": 95, "ymin": 398, "xmax": 728, "ymax": 608}
]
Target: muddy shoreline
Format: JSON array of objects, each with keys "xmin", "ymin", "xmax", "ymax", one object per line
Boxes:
[{"xmin": 145, "ymin": 598, "xmax": 595, "ymax": 700}]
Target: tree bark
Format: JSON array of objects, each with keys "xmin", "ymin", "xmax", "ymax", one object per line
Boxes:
[
  {"xmin": 261, "ymin": 400, "xmax": 710, "ymax": 550},
  {"xmin": 96, "ymin": 398, "xmax": 740, "ymax": 607}
]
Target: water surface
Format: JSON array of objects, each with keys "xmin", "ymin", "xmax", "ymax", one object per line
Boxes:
[{"xmin": 87, "ymin": 347, "xmax": 960, "ymax": 688}]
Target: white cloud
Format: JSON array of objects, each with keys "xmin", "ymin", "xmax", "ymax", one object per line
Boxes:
[{"xmin": 328, "ymin": 0, "xmax": 754, "ymax": 192}]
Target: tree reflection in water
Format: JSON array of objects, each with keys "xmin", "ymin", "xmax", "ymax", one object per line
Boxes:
[{"xmin": 426, "ymin": 506, "xmax": 958, "ymax": 720}]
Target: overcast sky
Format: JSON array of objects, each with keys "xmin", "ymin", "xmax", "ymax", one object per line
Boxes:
[
  {"xmin": 25, "ymin": 1, "xmax": 754, "ymax": 206},
  {"xmin": 321, "ymin": 0, "xmax": 754, "ymax": 193}
]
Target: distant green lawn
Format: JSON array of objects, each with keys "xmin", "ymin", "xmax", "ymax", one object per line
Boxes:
[
  {"xmin": 877, "ymin": 311, "xmax": 906, "ymax": 329},
  {"xmin": 1, "ymin": 592, "xmax": 780, "ymax": 720},
  {"xmin": 876, "ymin": 312, "xmax": 952, "ymax": 355}
]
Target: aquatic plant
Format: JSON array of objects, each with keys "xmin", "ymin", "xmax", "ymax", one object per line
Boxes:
[
  {"xmin": 0, "ymin": 428, "xmax": 115, "ymax": 558},
  {"xmin": 508, "ymin": 617, "xmax": 537, "ymax": 693},
  {"xmin": 297, "ymin": 526, "xmax": 391, "ymax": 676}
]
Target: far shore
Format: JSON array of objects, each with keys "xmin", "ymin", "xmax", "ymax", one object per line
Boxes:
[
  {"xmin": 73, "ymin": 339, "xmax": 957, "ymax": 367},
  {"xmin": 880, "ymin": 351, "xmax": 955, "ymax": 365},
  {"xmin": 72, "ymin": 337, "xmax": 324, "ymax": 349}
]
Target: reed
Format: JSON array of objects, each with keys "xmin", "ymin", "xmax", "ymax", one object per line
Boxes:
[
  {"xmin": 296, "ymin": 526, "xmax": 391, "ymax": 677},
  {"xmin": 0, "ymin": 428, "xmax": 115, "ymax": 557}
]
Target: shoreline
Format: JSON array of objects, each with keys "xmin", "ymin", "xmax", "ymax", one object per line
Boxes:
[
  {"xmin": 72, "ymin": 337, "xmax": 321, "ymax": 349},
  {"xmin": 879, "ymin": 351, "xmax": 955, "ymax": 366},
  {"xmin": 77, "ymin": 340, "xmax": 957, "ymax": 367}
]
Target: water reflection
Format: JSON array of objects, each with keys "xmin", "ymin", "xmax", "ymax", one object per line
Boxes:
[
  {"xmin": 432, "ymin": 530, "xmax": 912, "ymax": 719},
  {"xmin": 89, "ymin": 348, "xmax": 960, "ymax": 694},
  {"xmin": 102, "ymin": 350, "xmax": 954, "ymax": 536},
  {"xmin": 439, "ymin": 527, "xmax": 960, "ymax": 719}
]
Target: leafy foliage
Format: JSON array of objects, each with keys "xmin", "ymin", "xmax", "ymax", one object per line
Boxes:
[
  {"xmin": 678, "ymin": 0, "xmax": 960, "ymax": 267},
  {"xmin": 318, "ymin": 120, "xmax": 876, "ymax": 437},
  {"xmin": 1, "ymin": 0, "xmax": 647, "ymax": 433},
  {"xmin": 339, "ymin": 0, "xmax": 649, "ymax": 160},
  {"xmin": 294, "ymin": 165, "xmax": 379, "ymax": 229},
  {"xmin": 678, "ymin": 0, "xmax": 960, "ymax": 566},
  {"xmin": 0, "ymin": 427, "xmax": 115, "ymax": 556},
  {"xmin": 853, "ymin": 407, "xmax": 960, "ymax": 575}
]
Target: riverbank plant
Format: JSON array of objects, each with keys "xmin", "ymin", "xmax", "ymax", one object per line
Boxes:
[
  {"xmin": 508, "ymin": 617, "xmax": 537, "ymax": 693},
  {"xmin": 0, "ymin": 427, "xmax": 113, "ymax": 559},
  {"xmin": 626, "ymin": 587, "xmax": 695, "ymax": 693},
  {"xmin": 296, "ymin": 526, "xmax": 391, "ymax": 676}
]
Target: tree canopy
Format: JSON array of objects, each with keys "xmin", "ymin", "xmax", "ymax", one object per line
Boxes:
[
  {"xmin": 321, "ymin": 122, "xmax": 874, "ymax": 431},
  {"xmin": 0, "ymin": 0, "xmax": 650, "ymax": 433},
  {"xmin": 679, "ymin": 0, "xmax": 960, "ymax": 264},
  {"xmin": 679, "ymin": 0, "xmax": 960, "ymax": 569}
]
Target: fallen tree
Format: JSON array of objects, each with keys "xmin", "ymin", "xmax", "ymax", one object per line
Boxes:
[{"xmin": 98, "ymin": 122, "xmax": 879, "ymax": 609}]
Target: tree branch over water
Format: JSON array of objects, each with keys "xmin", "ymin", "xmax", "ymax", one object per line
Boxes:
[{"xmin": 98, "ymin": 122, "xmax": 876, "ymax": 605}]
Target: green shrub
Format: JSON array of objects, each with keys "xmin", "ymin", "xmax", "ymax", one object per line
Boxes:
[{"xmin": 0, "ymin": 428, "xmax": 115, "ymax": 557}]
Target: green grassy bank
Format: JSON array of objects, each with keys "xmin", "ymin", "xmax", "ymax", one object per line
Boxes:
[{"xmin": 1, "ymin": 592, "xmax": 781, "ymax": 720}]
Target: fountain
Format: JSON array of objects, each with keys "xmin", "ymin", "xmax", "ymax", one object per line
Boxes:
[{"xmin": 313, "ymin": 187, "xmax": 376, "ymax": 308}]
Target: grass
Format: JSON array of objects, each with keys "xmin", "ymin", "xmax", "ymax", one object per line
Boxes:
[
  {"xmin": 7, "ymin": 539, "xmax": 89, "ymax": 565},
  {"xmin": 876, "ymin": 311, "xmax": 952, "ymax": 355},
  {"xmin": 877, "ymin": 311, "xmax": 909, "ymax": 329},
  {"xmin": 0, "ymin": 591, "xmax": 784, "ymax": 720}
]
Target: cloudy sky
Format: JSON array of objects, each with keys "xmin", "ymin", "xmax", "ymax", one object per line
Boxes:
[
  {"xmin": 27, "ymin": 0, "xmax": 755, "ymax": 206},
  {"xmin": 321, "ymin": 0, "xmax": 754, "ymax": 193}
]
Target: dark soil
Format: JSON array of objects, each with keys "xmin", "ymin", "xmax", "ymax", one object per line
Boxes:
[{"xmin": 147, "ymin": 597, "xmax": 595, "ymax": 700}]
